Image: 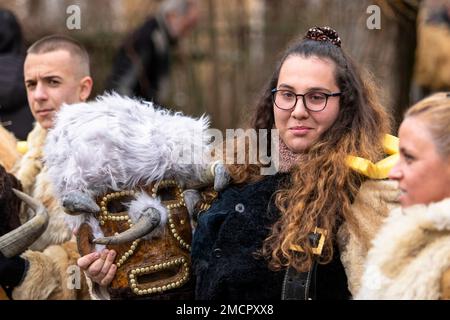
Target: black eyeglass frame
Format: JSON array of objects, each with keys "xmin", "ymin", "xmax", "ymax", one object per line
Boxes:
[{"xmin": 271, "ymin": 88, "xmax": 342, "ymax": 112}]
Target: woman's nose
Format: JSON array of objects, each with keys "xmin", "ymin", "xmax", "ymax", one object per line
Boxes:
[
  {"xmin": 388, "ymin": 163, "xmax": 403, "ymax": 180},
  {"xmin": 291, "ymin": 97, "xmax": 309, "ymax": 119}
]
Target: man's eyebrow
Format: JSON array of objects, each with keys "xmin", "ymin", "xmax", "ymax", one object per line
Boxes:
[
  {"xmin": 42, "ymin": 75, "xmax": 63, "ymax": 81},
  {"xmin": 25, "ymin": 75, "xmax": 63, "ymax": 82}
]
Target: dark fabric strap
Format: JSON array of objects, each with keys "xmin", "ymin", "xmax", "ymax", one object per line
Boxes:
[
  {"xmin": 281, "ymin": 232, "xmax": 321, "ymax": 300},
  {"xmin": 282, "ymin": 259, "xmax": 318, "ymax": 300}
]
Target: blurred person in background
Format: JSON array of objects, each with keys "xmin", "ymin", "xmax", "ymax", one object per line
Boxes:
[
  {"xmin": 414, "ymin": 0, "xmax": 450, "ymax": 100},
  {"xmin": 105, "ymin": 0, "xmax": 199, "ymax": 104},
  {"xmin": 426, "ymin": 0, "xmax": 450, "ymax": 26},
  {"xmin": 0, "ymin": 9, "xmax": 34, "ymax": 141}
]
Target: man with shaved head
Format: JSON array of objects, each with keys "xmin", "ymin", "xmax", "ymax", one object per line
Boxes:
[
  {"xmin": 24, "ymin": 35, "xmax": 92, "ymax": 129},
  {"xmin": 0, "ymin": 35, "xmax": 93, "ymax": 299}
]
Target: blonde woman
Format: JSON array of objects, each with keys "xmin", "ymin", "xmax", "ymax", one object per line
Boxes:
[{"xmin": 357, "ymin": 93, "xmax": 450, "ymax": 299}]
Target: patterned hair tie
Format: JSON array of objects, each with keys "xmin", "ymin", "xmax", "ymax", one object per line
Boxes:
[{"xmin": 304, "ymin": 26, "xmax": 341, "ymax": 47}]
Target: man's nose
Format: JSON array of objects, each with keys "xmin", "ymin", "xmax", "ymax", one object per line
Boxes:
[{"xmin": 33, "ymin": 82, "xmax": 48, "ymax": 101}]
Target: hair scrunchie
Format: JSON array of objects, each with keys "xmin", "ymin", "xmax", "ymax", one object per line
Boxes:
[{"xmin": 304, "ymin": 26, "xmax": 341, "ymax": 47}]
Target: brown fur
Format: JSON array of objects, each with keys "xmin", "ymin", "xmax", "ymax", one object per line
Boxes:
[
  {"xmin": 11, "ymin": 124, "xmax": 89, "ymax": 299},
  {"xmin": 442, "ymin": 268, "xmax": 450, "ymax": 300},
  {"xmin": 13, "ymin": 124, "xmax": 46, "ymax": 196},
  {"xmin": 337, "ymin": 180, "xmax": 400, "ymax": 295},
  {"xmin": 356, "ymin": 198, "xmax": 450, "ymax": 299},
  {"xmin": 13, "ymin": 241, "xmax": 89, "ymax": 300},
  {"xmin": 14, "ymin": 124, "xmax": 72, "ymax": 249},
  {"xmin": 0, "ymin": 125, "xmax": 20, "ymax": 173}
]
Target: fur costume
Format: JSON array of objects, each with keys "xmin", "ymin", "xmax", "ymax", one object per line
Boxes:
[
  {"xmin": 14, "ymin": 124, "xmax": 72, "ymax": 249},
  {"xmin": 44, "ymin": 93, "xmax": 213, "ymax": 242},
  {"xmin": 11, "ymin": 124, "xmax": 89, "ymax": 299},
  {"xmin": 0, "ymin": 125, "xmax": 20, "ymax": 172},
  {"xmin": 337, "ymin": 179, "xmax": 400, "ymax": 295},
  {"xmin": 356, "ymin": 197, "xmax": 450, "ymax": 300}
]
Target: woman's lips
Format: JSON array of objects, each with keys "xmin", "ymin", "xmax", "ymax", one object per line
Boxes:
[
  {"xmin": 289, "ymin": 126, "xmax": 312, "ymax": 136},
  {"xmin": 397, "ymin": 188, "xmax": 406, "ymax": 200}
]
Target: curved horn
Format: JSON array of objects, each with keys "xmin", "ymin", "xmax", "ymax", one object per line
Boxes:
[
  {"xmin": 0, "ymin": 189, "xmax": 49, "ymax": 258},
  {"xmin": 62, "ymin": 191, "xmax": 100, "ymax": 216},
  {"xmin": 182, "ymin": 189, "xmax": 201, "ymax": 217},
  {"xmin": 93, "ymin": 208, "xmax": 161, "ymax": 245}
]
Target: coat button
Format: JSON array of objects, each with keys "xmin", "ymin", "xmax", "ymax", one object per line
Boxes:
[{"xmin": 213, "ymin": 248, "xmax": 222, "ymax": 258}]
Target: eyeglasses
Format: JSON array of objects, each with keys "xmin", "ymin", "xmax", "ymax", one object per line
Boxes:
[{"xmin": 271, "ymin": 89, "xmax": 341, "ymax": 112}]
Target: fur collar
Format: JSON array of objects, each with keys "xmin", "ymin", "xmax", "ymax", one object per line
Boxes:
[
  {"xmin": 0, "ymin": 125, "xmax": 20, "ymax": 172},
  {"xmin": 14, "ymin": 123, "xmax": 46, "ymax": 195},
  {"xmin": 356, "ymin": 197, "xmax": 450, "ymax": 299}
]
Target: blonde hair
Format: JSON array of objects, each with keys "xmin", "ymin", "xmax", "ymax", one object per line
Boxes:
[{"xmin": 405, "ymin": 92, "xmax": 450, "ymax": 158}]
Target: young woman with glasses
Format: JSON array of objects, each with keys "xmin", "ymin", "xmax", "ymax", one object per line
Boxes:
[{"xmin": 191, "ymin": 26, "xmax": 397, "ymax": 300}]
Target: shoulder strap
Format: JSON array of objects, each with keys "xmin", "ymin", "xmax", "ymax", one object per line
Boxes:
[{"xmin": 282, "ymin": 259, "xmax": 318, "ymax": 300}]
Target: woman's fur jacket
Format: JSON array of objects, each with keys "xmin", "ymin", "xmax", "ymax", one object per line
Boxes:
[{"xmin": 356, "ymin": 197, "xmax": 450, "ymax": 299}]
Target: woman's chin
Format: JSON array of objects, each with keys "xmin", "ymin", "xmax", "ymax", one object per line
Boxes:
[{"xmin": 285, "ymin": 139, "xmax": 312, "ymax": 153}]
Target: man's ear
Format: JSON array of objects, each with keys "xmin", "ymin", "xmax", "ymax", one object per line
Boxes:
[{"xmin": 79, "ymin": 76, "xmax": 93, "ymax": 102}]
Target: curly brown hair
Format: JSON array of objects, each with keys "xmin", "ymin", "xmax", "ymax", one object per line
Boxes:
[{"xmin": 229, "ymin": 30, "xmax": 392, "ymax": 272}]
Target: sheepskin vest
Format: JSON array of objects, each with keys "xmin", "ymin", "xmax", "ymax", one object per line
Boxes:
[
  {"xmin": 356, "ymin": 197, "xmax": 450, "ymax": 299},
  {"xmin": 13, "ymin": 124, "xmax": 72, "ymax": 251},
  {"xmin": 0, "ymin": 125, "xmax": 20, "ymax": 172},
  {"xmin": 337, "ymin": 179, "xmax": 400, "ymax": 295}
]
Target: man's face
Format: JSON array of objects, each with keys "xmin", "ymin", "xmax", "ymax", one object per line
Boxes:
[{"xmin": 24, "ymin": 50, "xmax": 85, "ymax": 129}]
